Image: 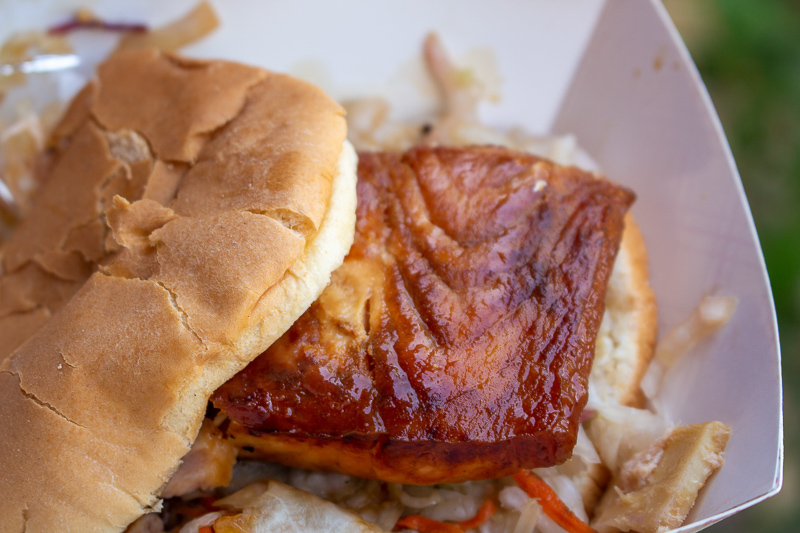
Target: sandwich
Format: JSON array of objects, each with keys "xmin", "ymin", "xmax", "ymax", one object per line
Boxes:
[{"xmin": 0, "ymin": 33, "xmax": 730, "ymax": 533}]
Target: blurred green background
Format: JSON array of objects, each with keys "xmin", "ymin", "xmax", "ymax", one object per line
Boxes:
[{"xmin": 665, "ymin": 0, "xmax": 799, "ymax": 531}]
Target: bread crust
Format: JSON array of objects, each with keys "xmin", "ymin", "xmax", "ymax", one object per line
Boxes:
[{"xmin": 0, "ymin": 50, "xmax": 357, "ymax": 532}]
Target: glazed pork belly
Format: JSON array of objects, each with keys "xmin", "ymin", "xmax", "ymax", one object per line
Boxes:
[{"xmin": 213, "ymin": 145, "xmax": 634, "ymax": 485}]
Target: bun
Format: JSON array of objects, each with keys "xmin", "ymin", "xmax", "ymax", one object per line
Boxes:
[{"xmin": 0, "ymin": 49, "xmax": 357, "ymax": 532}]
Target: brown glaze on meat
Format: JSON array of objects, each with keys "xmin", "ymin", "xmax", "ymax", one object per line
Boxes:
[{"xmin": 213, "ymin": 146, "xmax": 634, "ymax": 484}]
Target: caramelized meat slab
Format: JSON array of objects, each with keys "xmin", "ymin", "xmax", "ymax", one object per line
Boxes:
[{"xmin": 214, "ymin": 146, "xmax": 634, "ymax": 484}]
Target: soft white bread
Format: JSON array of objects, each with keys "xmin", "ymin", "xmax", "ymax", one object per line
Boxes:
[
  {"xmin": 592, "ymin": 212, "xmax": 659, "ymax": 409},
  {"xmin": 0, "ymin": 49, "xmax": 357, "ymax": 532}
]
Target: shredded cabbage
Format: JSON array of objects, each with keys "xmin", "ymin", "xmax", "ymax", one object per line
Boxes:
[
  {"xmin": 214, "ymin": 480, "xmax": 384, "ymax": 533},
  {"xmin": 572, "ymin": 425, "xmax": 602, "ymax": 465},
  {"xmin": 499, "ymin": 486, "xmax": 531, "ymax": 513},
  {"xmin": 512, "ymin": 499, "xmax": 541, "ymax": 533},
  {"xmin": 388, "ymin": 483, "xmax": 443, "ymax": 509}
]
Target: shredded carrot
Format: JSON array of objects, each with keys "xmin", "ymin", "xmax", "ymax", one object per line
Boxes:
[
  {"xmin": 198, "ymin": 527, "xmax": 214, "ymax": 533},
  {"xmin": 457, "ymin": 499, "xmax": 497, "ymax": 530},
  {"xmin": 513, "ymin": 470, "xmax": 596, "ymax": 533},
  {"xmin": 394, "ymin": 498, "xmax": 497, "ymax": 532}
]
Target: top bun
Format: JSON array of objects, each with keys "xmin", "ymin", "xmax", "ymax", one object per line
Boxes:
[{"xmin": 0, "ymin": 49, "xmax": 357, "ymax": 532}]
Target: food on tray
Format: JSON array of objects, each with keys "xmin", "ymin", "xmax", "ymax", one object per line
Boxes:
[{"xmin": 0, "ymin": 9, "xmax": 736, "ymax": 533}]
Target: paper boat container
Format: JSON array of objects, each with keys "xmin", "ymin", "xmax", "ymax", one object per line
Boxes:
[{"xmin": 3, "ymin": 0, "xmax": 784, "ymax": 531}]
